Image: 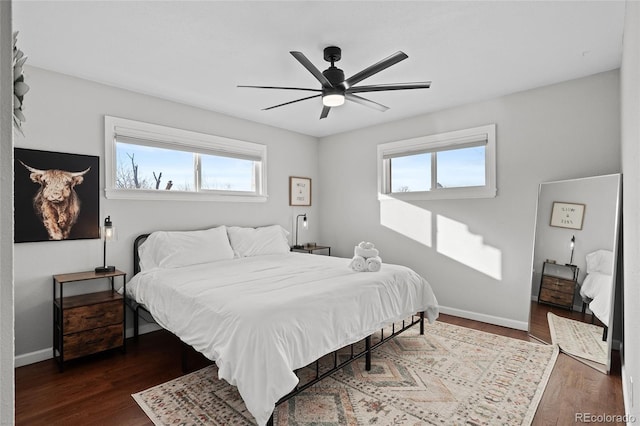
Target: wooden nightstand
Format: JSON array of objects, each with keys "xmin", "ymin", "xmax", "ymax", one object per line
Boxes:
[
  {"xmin": 53, "ymin": 269, "xmax": 126, "ymax": 371},
  {"xmin": 538, "ymin": 262, "xmax": 579, "ymax": 311},
  {"xmin": 291, "ymin": 244, "xmax": 331, "ymax": 255}
]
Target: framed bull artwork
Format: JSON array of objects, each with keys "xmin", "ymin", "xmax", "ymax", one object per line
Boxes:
[{"xmin": 14, "ymin": 148, "xmax": 100, "ymax": 243}]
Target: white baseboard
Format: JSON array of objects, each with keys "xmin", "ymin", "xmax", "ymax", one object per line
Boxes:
[
  {"xmin": 621, "ymin": 362, "xmax": 633, "ymax": 424},
  {"xmin": 14, "ymin": 324, "xmax": 163, "ymax": 368},
  {"xmin": 438, "ymin": 305, "xmax": 529, "ymax": 331},
  {"xmin": 15, "ymin": 348, "xmax": 51, "ymax": 368}
]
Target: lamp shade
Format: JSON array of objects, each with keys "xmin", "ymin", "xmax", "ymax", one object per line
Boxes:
[
  {"xmin": 103, "ymin": 216, "xmax": 116, "ymax": 241},
  {"xmin": 322, "ymin": 94, "xmax": 345, "ymax": 107}
]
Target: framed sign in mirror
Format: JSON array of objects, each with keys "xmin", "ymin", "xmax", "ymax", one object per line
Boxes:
[
  {"xmin": 550, "ymin": 201, "xmax": 585, "ymax": 230},
  {"xmin": 289, "ymin": 176, "xmax": 311, "ymax": 206}
]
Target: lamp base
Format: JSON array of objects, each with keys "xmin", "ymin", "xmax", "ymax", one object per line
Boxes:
[
  {"xmin": 292, "ymin": 245, "xmax": 304, "ymax": 249},
  {"xmin": 95, "ymin": 265, "xmax": 116, "ymax": 273}
]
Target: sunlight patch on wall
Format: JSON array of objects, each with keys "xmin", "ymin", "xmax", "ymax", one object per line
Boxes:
[
  {"xmin": 380, "ymin": 198, "xmax": 432, "ymax": 247},
  {"xmin": 436, "ymin": 214, "xmax": 502, "ymax": 280}
]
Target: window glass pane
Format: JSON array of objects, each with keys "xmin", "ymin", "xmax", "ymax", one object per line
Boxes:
[
  {"xmin": 390, "ymin": 153, "xmax": 431, "ymax": 192},
  {"xmin": 436, "ymin": 146, "xmax": 485, "ymax": 188},
  {"xmin": 200, "ymin": 154, "xmax": 255, "ymax": 192},
  {"xmin": 115, "ymin": 142, "xmax": 194, "ymax": 191}
]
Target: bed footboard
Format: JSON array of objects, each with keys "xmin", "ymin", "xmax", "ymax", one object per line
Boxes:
[{"xmin": 266, "ymin": 311, "xmax": 425, "ymax": 426}]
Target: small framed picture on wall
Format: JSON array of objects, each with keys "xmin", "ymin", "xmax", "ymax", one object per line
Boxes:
[
  {"xmin": 289, "ymin": 176, "xmax": 311, "ymax": 206},
  {"xmin": 550, "ymin": 201, "xmax": 586, "ymax": 230}
]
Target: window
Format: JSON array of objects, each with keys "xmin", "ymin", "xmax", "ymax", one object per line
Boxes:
[
  {"xmin": 105, "ymin": 116, "xmax": 267, "ymax": 202},
  {"xmin": 378, "ymin": 124, "xmax": 496, "ymax": 200}
]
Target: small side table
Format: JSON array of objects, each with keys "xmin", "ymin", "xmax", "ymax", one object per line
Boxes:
[
  {"xmin": 291, "ymin": 244, "xmax": 331, "ymax": 256},
  {"xmin": 538, "ymin": 262, "xmax": 579, "ymax": 311},
  {"xmin": 53, "ymin": 269, "xmax": 126, "ymax": 371}
]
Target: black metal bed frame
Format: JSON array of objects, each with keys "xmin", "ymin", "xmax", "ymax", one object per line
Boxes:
[
  {"xmin": 128, "ymin": 233, "xmax": 426, "ymax": 426},
  {"xmin": 265, "ymin": 312, "xmax": 424, "ymax": 426}
]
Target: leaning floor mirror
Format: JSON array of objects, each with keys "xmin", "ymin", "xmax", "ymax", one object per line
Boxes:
[{"xmin": 529, "ymin": 174, "xmax": 621, "ymax": 374}]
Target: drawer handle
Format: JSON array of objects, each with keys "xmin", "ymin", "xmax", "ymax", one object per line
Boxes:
[{"xmin": 84, "ymin": 315, "xmax": 104, "ymax": 320}]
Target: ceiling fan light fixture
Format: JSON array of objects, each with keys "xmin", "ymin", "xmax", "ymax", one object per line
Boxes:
[
  {"xmin": 322, "ymin": 93, "xmax": 345, "ymax": 107},
  {"xmin": 240, "ymin": 46, "xmax": 431, "ymax": 119}
]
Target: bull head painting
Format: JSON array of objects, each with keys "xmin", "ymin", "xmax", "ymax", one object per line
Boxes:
[{"xmin": 20, "ymin": 161, "xmax": 91, "ymax": 240}]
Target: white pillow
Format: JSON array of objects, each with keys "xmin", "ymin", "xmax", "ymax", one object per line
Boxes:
[
  {"xmin": 585, "ymin": 249, "xmax": 614, "ymax": 275},
  {"xmin": 138, "ymin": 226, "xmax": 234, "ymax": 270},
  {"xmin": 227, "ymin": 225, "xmax": 290, "ymax": 257}
]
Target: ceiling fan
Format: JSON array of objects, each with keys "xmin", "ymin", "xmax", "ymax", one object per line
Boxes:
[{"xmin": 238, "ymin": 46, "xmax": 431, "ymax": 119}]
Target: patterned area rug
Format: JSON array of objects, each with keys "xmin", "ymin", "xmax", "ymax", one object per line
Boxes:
[
  {"xmin": 547, "ymin": 312, "xmax": 607, "ymax": 372},
  {"xmin": 133, "ymin": 321, "xmax": 558, "ymax": 425}
]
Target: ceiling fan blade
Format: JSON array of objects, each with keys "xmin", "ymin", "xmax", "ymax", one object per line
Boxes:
[
  {"xmin": 320, "ymin": 106, "xmax": 331, "ymax": 119},
  {"xmin": 345, "ymin": 94, "xmax": 389, "ymax": 112},
  {"xmin": 348, "ymin": 82, "xmax": 431, "ymax": 93},
  {"xmin": 290, "ymin": 51, "xmax": 333, "ymax": 88},
  {"xmin": 262, "ymin": 94, "xmax": 321, "ymax": 111},
  {"xmin": 343, "ymin": 51, "xmax": 408, "ymax": 89},
  {"xmin": 238, "ymin": 85, "xmax": 321, "ymax": 93}
]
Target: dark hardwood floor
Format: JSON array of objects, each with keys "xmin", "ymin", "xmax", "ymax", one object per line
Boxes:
[
  {"xmin": 15, "ymin": 312, "xmax": 624, "ymax": 425},
  {"xmin": 528, "ymin": 299, "xmax": 608, "ymax": 344}
]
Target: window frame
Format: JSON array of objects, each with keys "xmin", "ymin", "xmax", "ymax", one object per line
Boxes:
[
  {"xmin": 377, "ymin": 124, "xmax": 496, "ymax": 200},
  {"xmin": 104, "ymin": 116, "xmax": 268, "ymax": 202}
]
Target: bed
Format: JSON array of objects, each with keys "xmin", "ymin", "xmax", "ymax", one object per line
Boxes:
[
  {"xmin": 126, "ymin": 225, "xmax": 439, "ymax": 425},
  {"xmin": 579, "ymin": 249, "xmax": 614, "ymax": 335}
]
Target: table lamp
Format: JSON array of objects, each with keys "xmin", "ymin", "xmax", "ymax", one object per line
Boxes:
[
  {"xmin": 293, "ymin": 214, "xmax": 307, "ymax": 249},
  {"xmin": 95, "ymin": 216, "xmax": 116, "ymax": 273},
  {"xmin": 567, "ymin": 235, "xmax": 575, "ymax": 266}
]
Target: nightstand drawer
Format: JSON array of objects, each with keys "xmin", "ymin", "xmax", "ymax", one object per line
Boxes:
[
  {"xmin": 541, "ymin": 276, "xmax": 575, "ymax": 294},
  {"xmin": 63, "ymin": 300, "xmax": 123, "ymax": 334},
  {"xmin": 63, "ymin": 324, "xmax": 123, "ymax": 360},
  {"xmin": 539, "ymin": 288, "xmax": 574, "ymax": 306}
]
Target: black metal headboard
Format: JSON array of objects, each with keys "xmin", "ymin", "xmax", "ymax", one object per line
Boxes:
[{"xmin": 133, "ymin": 233, "xmax": 150, "ymax": 275}]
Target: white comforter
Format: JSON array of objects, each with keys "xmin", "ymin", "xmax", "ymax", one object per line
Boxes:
[
  {"xmin": 580, "ymin": 271, "xmax": 613, "ymax": 326},
  {"xmin": 580, "ymin": 250, "xmax": 614, "ymax": 326},
  {"xmin": 127, "ymin": 252, "xmax": 439, "ymax": 425}
]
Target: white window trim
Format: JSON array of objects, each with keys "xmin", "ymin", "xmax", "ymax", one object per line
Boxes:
[
  {"xmin": 377, "ymin": 124, "xmax": 496, "ymax": 201},
  {"xmin": 104, "ymin": 116, "xmax": 268, "ymax": 202}
]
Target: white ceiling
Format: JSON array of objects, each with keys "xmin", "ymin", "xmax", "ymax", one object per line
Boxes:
[{"xmin": 13, "ymin": 1, "xmax": 626, "ymax": 138}]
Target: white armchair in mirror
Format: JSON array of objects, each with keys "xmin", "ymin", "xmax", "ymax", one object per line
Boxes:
[{"xmin": 529, "ymin": 174, "xmax": 621, "ymax": 374}]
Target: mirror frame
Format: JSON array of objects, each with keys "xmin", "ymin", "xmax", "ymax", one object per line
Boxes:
[{"xmin": 528, "ymin": 173, "xmax": 621, "ymax": 373}]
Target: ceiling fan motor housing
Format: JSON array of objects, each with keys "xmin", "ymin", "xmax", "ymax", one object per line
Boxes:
[
  {"xmin": 322, "ymin": 67, "xmax": 345, "ymax": 88},
  {"xmin": 322, "ymin": 46, "xmax": 345, "ymax": 89}
]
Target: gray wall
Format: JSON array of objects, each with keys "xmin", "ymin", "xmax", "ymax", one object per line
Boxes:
[
  {"xmin": 621, "ymin": 0, "xmax": 640, "ymax": 419},
  {"xmin": 14, "ymin": 66, "xmax": 320, "ymax": 363},
  {"xmin": 318, "ymin": 70, "xmax": 621, "ymax": 330}
]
